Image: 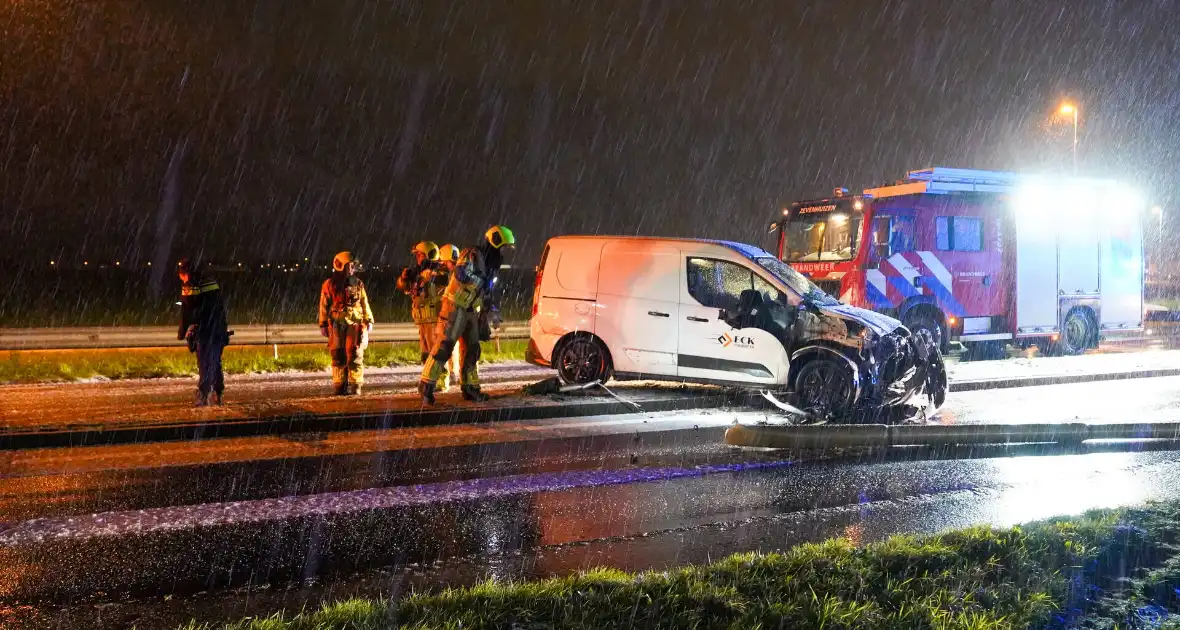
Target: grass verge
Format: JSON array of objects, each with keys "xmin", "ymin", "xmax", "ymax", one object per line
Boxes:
[
  {"xmin": 184, "ymin": 502, "xmax": 1180, "ymax": 630},
  {"xmin": 0, "ymin": 340, "xmax": 527, "ymax": 384}
]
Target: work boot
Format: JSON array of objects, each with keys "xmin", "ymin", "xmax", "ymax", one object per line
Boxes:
[
  {"xmin": 194, "ymin": 391, "xmax": 209, "ymax": 407},
  {"xmin": 461, "ymin": 386, "xmax": 489, "ymax": 403},
  {"xmin": 347, "ymin": 383, "xmax": 361, "ymax": 396},
  {"xmin": 418, "ymin": 381, "xmax": 436, "ymax": 405},
  {"xmin": 333, "ymin": 383, "xmax": 347, "ymax": 396},
  {"xmin": 211, "ymin": 392, "xmax": 224, "ymax": 406}
]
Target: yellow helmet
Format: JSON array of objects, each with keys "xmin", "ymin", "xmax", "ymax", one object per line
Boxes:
[
  {"xmin": 332, "ymin": 251, "xmax": 355, "ymax": 272},
  {"xmin": 438, "ymin": 244, "xmax": 460, "ymax": 263},
  {"xmin": 412, "ymin": 241, "xmax": 440, "ymax": 262},
  {"xmin": 485, "ymin": 225, "xmax": 516, "ymax": 249}
]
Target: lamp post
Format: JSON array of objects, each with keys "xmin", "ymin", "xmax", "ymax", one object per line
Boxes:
[{"xmin": 1058, "ymin": 103, "xmax": 1078, "ymax": 174}]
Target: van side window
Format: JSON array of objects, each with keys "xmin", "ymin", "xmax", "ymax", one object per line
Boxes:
[
  {"xmin": 686, "ymin": 257, "xmax": 752, "ymax": 310},
  {"xmin": 752, "ymin": 274, "xmax": 784, "ymax": 304},
  {"xmin": 935, "ymin": 216, "xmax": 984, "ymax": 252}
]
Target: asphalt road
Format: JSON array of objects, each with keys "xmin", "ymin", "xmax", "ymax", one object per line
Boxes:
[{"xmin": 6, "ymin": 375, "xmax": 1180, "ymax": 628}]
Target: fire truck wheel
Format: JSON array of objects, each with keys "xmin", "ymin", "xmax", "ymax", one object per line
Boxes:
[
  {"xmin": 1051, "ymin": 308, "xmax": 1097, "ymax": 356},
  {"xmin": 904, "ymin": 312, "xmax": 947, "ymax": 353},
  {"xmin": 555, "ymin": 335, "xmax": 613, "ymax": 385},
  {"xmin": 794, "ymin": 358, "xmax": 855, "ymax": 420}
]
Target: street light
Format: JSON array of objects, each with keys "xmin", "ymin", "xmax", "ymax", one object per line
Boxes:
[{"xmin": 1058, "ymin": 102, "xmax": 1079, "ymax": 174}]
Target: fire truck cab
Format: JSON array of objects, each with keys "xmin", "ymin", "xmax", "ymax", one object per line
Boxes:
[{"xmin": 772, "ymin": 167, "xmax": 1145, "ymax": 355}]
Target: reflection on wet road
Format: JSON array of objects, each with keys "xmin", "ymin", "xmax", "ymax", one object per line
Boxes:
[{"xmin": 6, "ymin": 376, "xmax": 1180, "ymax": 628}]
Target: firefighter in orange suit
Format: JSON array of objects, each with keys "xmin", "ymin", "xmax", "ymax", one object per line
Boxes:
[
  {"xmin": 318, "ymin": 251, "xmax": 374, "ymax": 395},
  {"xmin": 397, "ymin": 241, "xmax": 450, "ymax": 390},
  {"xmin": 437, "ymin": 244, "xmax": 463, "ymax": 388}
]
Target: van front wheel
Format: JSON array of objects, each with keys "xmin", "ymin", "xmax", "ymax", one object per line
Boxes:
[
  {"xmin": 794, "ymin": 358, "xmax": 855, "ymax": 420},
  {"xmin": 556, "ymin": 336, "xmax": 613, "ymax": 385}
]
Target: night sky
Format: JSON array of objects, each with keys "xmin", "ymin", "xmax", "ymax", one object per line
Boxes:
[{"xmin": 2, "ymin": 0, "xmax": 1178, "ymax": 269}]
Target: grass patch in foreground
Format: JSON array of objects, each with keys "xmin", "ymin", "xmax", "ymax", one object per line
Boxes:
[
  {"xmin": 0, "ymin": 340, "xmax": 527, "ymax": 384},
  {"xmin": 187, "ymin": 503, "xmax": 1180, "ymax": 629}
]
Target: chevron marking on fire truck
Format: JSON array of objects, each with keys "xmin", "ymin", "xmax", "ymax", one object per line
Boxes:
[
  {"xmin": 887, "ymin": 253, "xmax": 921, "ymax": 287},
  {"xmin": 866, "ymin": 269, "xmax": 888, "ymax": 299},
  {"xmin": 917, "ymin": 252, "xmax": 953, "ymax": 296}
]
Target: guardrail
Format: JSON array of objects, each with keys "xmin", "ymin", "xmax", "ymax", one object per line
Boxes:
[{"xmin": 0, "ymin": 322, "xmax": 530, "ymax": 350}]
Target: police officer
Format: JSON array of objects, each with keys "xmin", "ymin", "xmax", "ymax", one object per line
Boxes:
[
  {"xmin": 419, "ymin": 226, "xmax": 515, "ymax": 404},
  {"xmin": 177, "ymin": 257, "xmax": 230, "ymax": 406},
  {"xmin": 397, "ymin": 241, "xmax": 449, "ymax": 390},
  {"xmin": 318, "ymin": 251, "xmax": 374, "ymax": 395}
]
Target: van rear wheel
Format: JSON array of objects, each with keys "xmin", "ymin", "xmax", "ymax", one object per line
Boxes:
[{"xmin": 556, "ymin": 336, "xmax": 612, "ymax": 385}]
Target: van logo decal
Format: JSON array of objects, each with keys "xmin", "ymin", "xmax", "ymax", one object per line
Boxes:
[{"xmin": 717, "ymin": 332, "xmax": 754, "ymax": 348}]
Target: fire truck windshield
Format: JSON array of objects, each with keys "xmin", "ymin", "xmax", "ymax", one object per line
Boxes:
[
  {"xmin": 753, "ymin": 256, "xmax": 839, "ymax": 306},
  {"xmin": 783, "ymin": 212, "xmax": 861, "ymax": 262}
]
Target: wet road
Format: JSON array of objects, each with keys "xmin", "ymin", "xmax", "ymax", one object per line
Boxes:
[{"xmin": 7, "ymin": 376, "xmax": 1180, "ymax": 628}]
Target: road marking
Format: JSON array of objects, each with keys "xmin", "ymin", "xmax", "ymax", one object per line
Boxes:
[{"xmin": 0, "ymin": 460, "xmax": 794, "ymax": 544}]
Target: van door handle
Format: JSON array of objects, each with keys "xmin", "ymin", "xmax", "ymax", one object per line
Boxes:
[
  {"xmin": 686, "ymin": 316, "xmax": 709, "ymax": 323},
  {"xmin": 647, "ymin": 311, "xmax": 670, "ymax": 318}
]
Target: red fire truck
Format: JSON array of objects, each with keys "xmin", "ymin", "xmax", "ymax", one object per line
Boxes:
[{"xmin": 771, "ymin": 167, "xmax": 1145, "ymax": 355}]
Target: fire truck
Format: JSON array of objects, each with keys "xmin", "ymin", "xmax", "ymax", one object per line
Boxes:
[{"xmin": 770, "ymin": 167, "xmax": 1145, "ymax": 356}]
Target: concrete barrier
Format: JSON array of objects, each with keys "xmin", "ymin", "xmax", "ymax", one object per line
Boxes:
[
  {"xmin": 889, "ymin": 423, "xmax": 1089, "ymax": 446},
  {"xmin": 725, "ymin": 421, "xmax": 1180, "ymax": 449},
  {"xmin": 723, "ymin": 423, "xmax": 889, "ymax": 449}
]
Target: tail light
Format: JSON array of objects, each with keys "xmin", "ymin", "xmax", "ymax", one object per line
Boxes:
[
  {"xmin": 531, "ymin": 245, "xmax": 551, "ymax": 319},
  {"xmin": 531, "ymin": 266, "xmax": 543, "ymax": 317}
]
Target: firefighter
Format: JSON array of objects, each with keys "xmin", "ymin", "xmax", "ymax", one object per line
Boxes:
[
  {"xmin": 419, "ymin": 226, "xmax": 515, "ymax": 404},
  {"xmin": 177, "ymin": 257, "xmax": 230, "ymax": 406},
  {"xmin": 437, "ymin": 243, "xmax": 463, "ymax": 387},
  {"xmin": 397, "ymin": 241, "xmax": 449, "ymax": 390},
  {"xmin": 318, "ymin": 251, "xmax": 374, "ymax": 395}
]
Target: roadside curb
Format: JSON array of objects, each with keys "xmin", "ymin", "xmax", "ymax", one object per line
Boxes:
[
  {"xmin": 0, "ymin": 390, "xmax": 750, "ymax": 451},
  {"xmin": 948, "ymin": 368, "xmax": 1180, "ymax": 392},
  {"xmin": 5, "ymin": 367, "xmax": 1178, "ymax": 451},
  {"xmin": 725, "ymin": 421, "xmax": 1180, "ymax": 450}
]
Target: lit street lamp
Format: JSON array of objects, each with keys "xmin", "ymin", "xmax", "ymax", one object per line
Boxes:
[{"xmin": 1058, "ymin": 102, "xmax": 1079, "ymax": 174}]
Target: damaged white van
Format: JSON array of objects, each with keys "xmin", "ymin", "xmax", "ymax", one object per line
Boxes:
[{"xmin": 525, "ymin": 236, "xmax": 947, "ymax": 421}]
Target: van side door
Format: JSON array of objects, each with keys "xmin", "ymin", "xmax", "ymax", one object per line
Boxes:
[
  {"xmin": 595, "ymin": 241, "xmax": 681, "ymax": 376},
  {"xmin": 677, "ymin": 255, "xmax": 787, "ymax": 386}
]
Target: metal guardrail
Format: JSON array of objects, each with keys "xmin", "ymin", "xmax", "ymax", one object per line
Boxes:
[{"xmin": 0, "ymin": 322, "xmax": 530, "ymax": 350}]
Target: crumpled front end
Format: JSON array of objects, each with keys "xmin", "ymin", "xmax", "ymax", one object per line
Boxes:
[{"xmin": 856, "ymin": 325, "xmax": 948, "ymax": 421}]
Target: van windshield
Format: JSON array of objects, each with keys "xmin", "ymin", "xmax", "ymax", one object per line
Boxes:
[{"xmin": 754, "ymin": 256, "xmax": 840, "ymax": 306}]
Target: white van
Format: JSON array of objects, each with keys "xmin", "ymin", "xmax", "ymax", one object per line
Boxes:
[{"xmin": 526, "ymin": 236, "xmax": 947, "ymax": 419}]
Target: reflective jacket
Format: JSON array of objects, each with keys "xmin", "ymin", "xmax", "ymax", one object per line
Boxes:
[
  {"xmin": 397, "ymin": 263, "xmax": 445, "ymax": 324},
  {"xmin": 445, "ymin": 248, "xmax": 492, "ymax": 310},
  {"xmin": 318, "ymin": 274, "xmax": 374, "ymax": 327},
  {"xmin": 179, "ymin": 277, "xmax": 230, "ymax": 343}
]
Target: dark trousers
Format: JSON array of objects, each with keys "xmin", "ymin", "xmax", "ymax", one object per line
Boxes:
[{"xmin": 195, "ymin": 340, "xmax": 226, "ymax": 394}]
